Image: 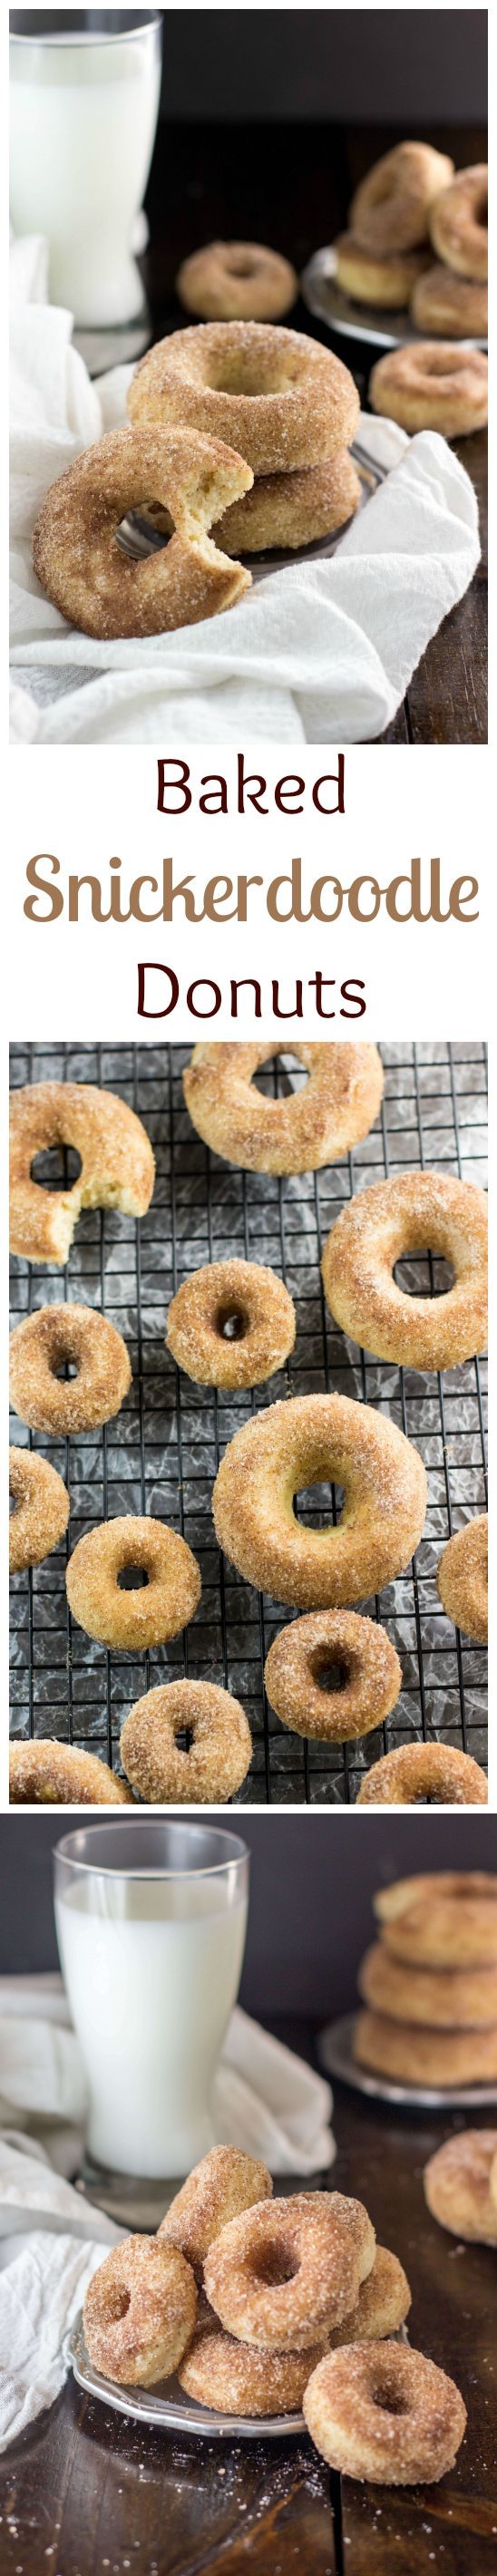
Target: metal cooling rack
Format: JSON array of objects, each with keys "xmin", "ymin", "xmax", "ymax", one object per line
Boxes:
[{"xmin": 9, "ymin": 1043, "xmax": 488, "ymax": 1805}]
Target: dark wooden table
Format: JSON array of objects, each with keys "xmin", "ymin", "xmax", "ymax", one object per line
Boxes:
[{"xmin": 2, "ymin": 2020, "xmax": 496, "ymax": 2575}]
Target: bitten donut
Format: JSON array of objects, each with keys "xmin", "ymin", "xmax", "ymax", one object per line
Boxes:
[
  {"xmin": 355, "ymin": 2009, "xmax": 497, "ymax": 2087},
  {"xmin": 376, "ymin": 1878, "xmax": 497, "ymax": 1969},
  {"xmin": 183, "ymin": 1043, "xmax": 384, "ymax": 1176},
  {"xmin": 350, "ymin": 142, "xmax": 454, "ymax": 255},
  {"xmin": 66, "ymin": 1516, "xmax": 201, "ymax": 1648},
  {"xmin": 437, "ymin": 1516, "xmax": 488, "ymax": 1644},
  {"xmin": 204, "ymin": 2192, "xmax": 375, "ymax": 2350},
  {"xmin": 370, "ymin": 344, "xmax": 488, "ymax": 438},
  {"xmin": 9, "ymin": 1305, "xmax": 132, "ymax": 1436},
  {"xmin": 9, "ymin": 1741, "xmax": 132, "ymax": 1806},
  {"xmin": 356, "ymin": 1743, "xmax": 488, "ymax": 1807},
  {"xmin": 411, "ymin": 265, "xmax": 488, "ymax": 339},
  {"xmin": 176, "ymin": 241, "xmax": 297, "ymax": 323},
  {"xmin": 335, "ymin": 234, "xmax": 428, "ymax": 308},
  {"xmin": 264, "ymin": 1611, "xmax": 402, "ymax": 1744},
  {"xmin": 424, "ymin": 2130, "xmax": 497, "ymax": 2244},
  {"xmin": 328, "ymin": 2246, "xmax": 411, "ymax": 2348},
  {"xmin": 359, "ymin": 1942, "xmax": 497, "ymax": 2028},
  {"xmin": 303, "ymin": 2341, "xmax": 466, "ymax": 2484},
  {"xmin": 129, "ymin": 323, "xmax": 360, "ymax": 474},
  {"xmin": 120, "ymin": 1679, "xmax": 252, "ymax": 1803},
  {"xmin": 160, "ymin": 2146, "xmax": 272, "ymax": 2277},
  {"xmin": 83, "ymin": 2235, "xmax": 197, "ymax": 2387},
  {"xmin": 212, "ymin": 451, "xmax": 362, "ymax": 553},
  {"xmin": 10, "ymin": 1082, "xmax": 154, "ymax": 1266},
  {"xmin": 33, "ymin": 425, "xmax": 253, "ymax": 639},
  {"xmin": 179, "ymin": 2325, "xmax": 326, "ymax": 2415},
  {"xmin": 166, "ymin": 1258, "xmax": 296, "ymax": 1390},
  {"xmin": 430, "ymin": 164, "xmax": 488, "ymax": 281},
  {"xmin": 9, "ymin": 1445, "xmax": 69, "ymax": 1571},
  {"xmin": 212, "ymin": 1394, "xmax": 427, "ymax": 1610},
  {"xmin": 321, "ymin": 1171, "xmax": 488, "ymax": 1372}
]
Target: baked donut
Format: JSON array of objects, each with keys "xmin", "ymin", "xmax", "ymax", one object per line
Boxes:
[
  {"xmin": 66, "ymin": 1516, "xmax": 201, "ymax": 1648},
  {"xmin": 375, "ymin": 1871, "xmax": 497, "ymax": 1930},
  {"xmin": 183, "ymin": 1043, "xmax": 384, "ymax": 1176},
  {"xmin": 264, "ymin": 1611, "xmax": 402, "ymax": 1744},
  {"xmin": 212, "ymin": 451, "xmax": 362, "ymax": 554},
  {"xmin": 350, "ymin": 142, "xmax": 454, "ymax": 255},
  {"xmin": 159, "ymin": 2146, "xmax": 272, "ymax": 2278},
  {"xmin": 120, "ymin": 1678, "xmax": 251, "ymax": 1803},
  {"xmin": 411, "ymin": 264, "xmax": 488, "ymax": 339},
  {"xmin": 9, "ymin": 1304, "xmax": 132, "ymax": 1436},
  {"xmin": 424, "ymin": 2130, "xmax": 497, "ymax": 2244},
  {"xmin": 358, "ymin": 1942, "xmax": 497, "ymax": 2028},
  {"xmin": 9, "ymin": 1445, "xmax": 69, "ymax": 1571},
  {"xmin": 328, "ymin": 2245, "xmax": 411, "ymax": 2348},
  {"xmin": 10, "ymin": 1082, "xmax": 154, "ymax": 1266},
  {"xmin": 166, "ymin": 1258, "xmax": 296, "ymax": 1390},
  {"xmin": 212, "ymin": 1393, "xmax": 427, "ymax": 1610},
  {"xmin": 33, "ymin": 425, "xmax": 253, "ymax": 639},
  {"xmin": 369, "ymin": 343, "xmax": 488, "ymax": 437},
  {"xmin": 430, "ymin": 164, "xmax": 488, "ymax": 281},
  {"xmin": 437, "ymin": 1516, "xmax": 488, "ymax": 1644},
  {"xmin": 128, "ymin": 323, "xmax": 360, "ymax": 474},
  {"xmin": 321, "ymin": 1171, "xmax": 487, "ymax": 1373},
  {"xmin": 377, "ymin": 1881, "xmax": 497, "ymax": 1970},
  {"xmin": 9, "ymin": 1740, "xmax": 132, "ymax": 1805},
  {"xmin": 355, "ymin": 2009, "xmax": 497, "ymax": 2088},
  {"xmin": 335, "ymin": 233, "xmax": 429, "ymax": 308},
  {"xmin": 179, "ymin": 2322, "xmax": 325, "ymax": 2415},
  {"xmin": 303, "ymin": 2340, "xmax": 466, "ymax": 2483},
  {"xmin": 356, "ymin": 1743, "xmax": 487, "ymax": 1807},
  {"xmin": 204, "ymin": 2192, "xmax": 375, "ymax": 2350},
  {"xmin": 176, "ymin": 241, "xmax": 298, "ymax": 323},
  {"xmin": 83, "ymin": 2235, "xmax": 197, "ymax": 2387}
]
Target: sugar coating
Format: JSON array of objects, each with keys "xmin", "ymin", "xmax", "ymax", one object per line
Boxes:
[
  {"xmin": 9, "ymin": 1444, "xmax": 70, "ymax": 1571},
  {"xmin": 160, "ymin": 2147, "xmax": 272, "ymax": 2277},
  {"xmin": 179, "ymin": 2323, "xmax": 326, "ymax": 2415},
  {"xmin": 212, "ymin": 1391, "xmax": 427, "ymax": 1610},
  {"xmin": 121, "ymin": 1678, "xmax": 252, "ymax": 1803},
  {"xmin": 321, "ymin": 1169, "xmax": 488, "ymax": 1372},
  {"xmin": 355, "ymin": 2008, "xmax": 497, "ymax": 2086},
  {"xmin": 129, "ymin": 321, "xmax": 360, "ymax": 475},
  {"xmin": 33, "ymin": 424, "xmax": 252, "ymax": 640},
  {"xmin": 83, "ymin": 2235, "xmax": 197, "ymax": 2387},
  {"xmin": 9, "ymin": 1303, "xmax": 132, "ymax": 1436},
  {"xmin": 437, "ymin": 1515, "xmax": 488, "ymax": 1644},
  {"xmin": 430, "ymin": 163, "xmax": 488, "ymax": 280},
  {"xmin": 183, "ymin": 1041, "xmax": 384, "ymax": 1177},
  {"xmin": 303, "ymin": 2339, "xmax": 466, "ymax": 2483},
  {"xmin": 212, "ymin": 449, "xmax": 361, "ymax": 554},
  {"xmin": 264, "ymin": 1609, "xmax": 402, "ymax": 1745},
  {"xmin": 370, "ymin": 342, "xmax": 488, "ymax": 435},
  {"xmin": 377, "ymin": 1879, "xmax": 497, "ymax": 1968},
  {"xmin": 356, "ymin": 1741, "xmax": 487, "ymax": 1806},
  {"xmin": 327, "ymin": 2246, "xmax": 411, "ymax": 2347},
  {"xmin": 335, "ymin": 233, "xmax": 429, "ymax": 308},
  {"xmin": 204, "ymin": 2192, "xmax": 375, "ymax": 2351},
  {"xmin": 424, "ymin": 2129, "xmax": 497, "ymax": 2244},
  {"xmin": 9, "ymin": 1739, "xmax": 132, "ymax": 1806},
  {"xmin": 350, "ymin": 142, "xmax": 454, "ymax": 255},
  {"xmin": 412, "ymin": 265, "xmax": 488, "ymax": 335},
  {"xmin": 66, "ymin": 1514, "xmax": 201, "ymax": 1649},
  {"xmin": 10, "ymin": 1080, "xmax": 154, "ymax": 1264},
  {"xmin": 359, "ymin": 1939, "xmax": 497, "ymax": 2028},
  {"xmin": 176, "ymin": 242, "xmax": 297, "ymax": 324},
  {"xmin": 166, "ymin": 1257, "xmax": 296, "ymax": 1391}
]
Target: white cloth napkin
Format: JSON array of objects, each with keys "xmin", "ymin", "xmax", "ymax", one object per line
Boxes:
[
  {"xmin": 10, "ymin": 232, "xmax": 481, "ymax": 744},
  {"xmin": 0, "ymin": 1973, "xmax": 334, "ymax": 2453}
]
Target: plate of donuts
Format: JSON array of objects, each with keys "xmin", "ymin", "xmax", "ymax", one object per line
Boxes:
[
  {"xmin": 301, "ymin": 248, "xmax": 488, "ymax": 354},
  {"xmin": 66, "ymin": 2313, "xmax": 307, "ymax": 2437},
  {"xmin": 318, "ymin": 2014, "xmax": 497, "ymax": 2111}
]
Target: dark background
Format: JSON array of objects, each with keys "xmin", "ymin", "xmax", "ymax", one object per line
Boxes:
[{"xmin": 155, "ymin": 10, "xmax": 487, "ymax": 123}]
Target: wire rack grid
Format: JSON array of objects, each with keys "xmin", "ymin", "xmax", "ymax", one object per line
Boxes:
[{"xmin": 9, "ymin": 1041, "xmax": 488, "ymax": 1805}]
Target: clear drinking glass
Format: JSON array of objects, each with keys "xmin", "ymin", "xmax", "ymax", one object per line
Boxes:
[{"xmin": 9, "ymin": 12, "xmax": 162, "ymax": 330}]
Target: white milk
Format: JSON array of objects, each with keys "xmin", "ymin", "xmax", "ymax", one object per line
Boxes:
[
  {"xmin": 55, "ymin": 1876, "xmax": 248, "ymax": 2177},
  {"xmin": 10, "ymin": 33, "xmax": 161, "ymax": 324}
]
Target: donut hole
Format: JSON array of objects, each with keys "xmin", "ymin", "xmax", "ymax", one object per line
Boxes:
[
  {"xmin": 252, "ymin": 1051, "xmax": 307, "ymax": 1097},
  {"xmin": 371, "ymin": 2383, "xmax": 410, "ymax": 2416},
  {"xmin": 249, "ymin": 2242, "xmax": 299, "ymax": 2289},
  {"xmin": 52, "ymin": 1359, "xmax": 80, "ymax": 1380},
  {"xmin": 206, "ymin": 357, "xmax": 302, "ymax": 398},
  {"xmin": 215, "ymin": 1302, "xmax": 249, "ymax": 1344},
  {"xmin": 394, "ymin": 1251, "xmax": 455, "ymax": 1298},
  {"xmin": 31, "ymin": 1145, "xmax": 83, "ymax": 1191},
  {"xmin": 117, "ymin": 1564, "xmax": 150, "ymax": 1591},
  {"xmin": 293, "ymin": 1482, "xmax": 345, "ymax": 1529},
  {"xmin": 310, "ymin": 1652, "xmax": 347, "ymax": 1696},
  {"xmin": 107, "ymin": 2284, "xmax": 132, "ymax": 2324}
]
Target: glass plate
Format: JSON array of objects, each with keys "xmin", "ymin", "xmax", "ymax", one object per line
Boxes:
[
  {"xmin": 301, "ymin": 246, "xmax": 488, "ymax": 354},
  {"xmin": 318, "ymin": 2013, "xmax": 497, "ymax": 2110}
]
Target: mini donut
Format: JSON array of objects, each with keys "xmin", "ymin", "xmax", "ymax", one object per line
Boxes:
[
  {"xmin": 65, "ymin": 1516, "xmax": 201, "ymax": 1649},
  {"xmin": 212, "ymin": 1393, "xmax": 427, "ymax": 1611},
  {"xmin": 166, "ymin": 1258, "xmax": 296, "ymax": 1390},
  {"xmin": 9, "ymin": 1740, "xmax": 132, "ymax": 1806},
  {"xmin": 9, "ymin": 1305, "xmax": 132, "ymax": 1436},
  {"xmin": 375, "ymin": 1871, "xmax": 497, "ymax": 1929},
  {"xmin": 83, "ymin": 2234, "xmax": 197, "ymax": 2387},
  {"xmin": 327, "ymin": 2245, "xmax": 411, "ymax": 2348},
  {"xmin": 120, "ymin": 1678, "xmax": 252, "ymax": 1803},
  {"xmin": 358, "ymin": 1942, "xmax": 497, "ymax": 2028},
  {"xmin": 369, "ymin": 342, "xmax": 488, "ymax": 438},
  {"xmin": 335, "ymin": 233, "xmax": 429, "ymax": 308},
  {"xmin": 183, "ymin": 1042, "xmax": 384, "ymax": 1177},
  {"xmin": 430, "ymin": 164, "xmax": 488, "ymax": 281},
  {"xmin": 321, "ymin": 1171, "xmax": 487, "ymax": 1373},
  {"xmin": 176, "ymin": 241, "xmax": 298, "ymax": 323},
  {"xmin": 356, "ymin": 1743, "xmax": 487, "ymax": 1808},
  {"xmin": 204, "ymin": 2192, "xmax": 375, "ymax": 2350},
  {"xmin": 128, "ymin": 323, "xmax": 360, "ymax": 475},
  {"xmin": 350, "ymin": 142, "xmax": 454, "ymax": 256},
  {"xmin": 264, "ymin": 1611, "xmax": 402, "ymax": 1744},
  {"xmin": 424, "ymin": 2130, "xmax": 497, "ymax": 2244},
  {"xmin": 437, "ymin": 1516, "xmax": 488, "ymax": 1644},
  {"xmin": 303, "ymin": 2340, "xmax": 466, "ymax": 2484},
  {"xmin": 411, "ymin": 264, "xmax": 488, "ymax": 339},
  {"xmin": 10, "ymin": 1082, "xmax": 154, "ymax": 1267},
  {"xmin": 9, "ymin": 1444, "xmax": 69, "ymax": 1571},
  {"xmin": 355, "ymin": 2009, "xmax": 497, "ymax": 2089},
  {"xmin": 377, "ymin": 1882, "xmax": 497, "ymax": 1970},
  {"xmin": 33, "ymin": 424, "xmax": 253, "ymax": 640},
  {"xmin": 159, "ymin": 2146, "xmax": 272, "ymax": 2277},
  {"xmin": 212, "ymin": 450, "xmax": 362, "ymax": 554},
  {"xmin": 179, "ymin": 2324, "xmax": 326, "ymax": 2415}
]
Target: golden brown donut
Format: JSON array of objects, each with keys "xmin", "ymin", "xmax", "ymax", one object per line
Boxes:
[
  {"xmin": 355, "ymin": 2008, "xmax": 497, "ymax": 2088},
  {"xmin": 424, "ymin": 2129, "xmax": 497, "ymax": 2244},
  {"xmin": 33, "ymin": 424, "xmax": 254, "ymax": 641},
  {"xmin": 264, "ymin": 1611, "xmax": 402, "ymax": 1744},
  {"xmin": 321, "ymin": 1171, "xmax": 487, "ymax": 1372},
  {"xmin": 204, "ymin": 2192, "xmax": 375, "ymax": 2350},
  {"xmin": 377, "ymin": 1882, "xmax": 497, "ymax": 1971},
  {"xmin": 356, "ymin": 1743, "xmax": 487, "ymax": 1808},
  {"xmin": 128, "ymin": 323, "xmax": 360, "ymax": 474},
  {"xmin": 166, "ymin": 1258, "xmax": 296, "ymax": 1389},
  {"xmin": 10, "ymin": 1082, "xmax": 154, "ymax": 1266},
  {"xmin": 358, "ymin": 1941, "xmax": 497, "ymax": 2029},
  {"xmin": 83, "ymin": 2235, "xmax": 197, "ymax": 2387},
  {"xmin": 120, "ymin": 1679, "xmax": 251, "ymax": 1803},
  {"xmin": 179, "ymin": 2324, "xmax": 326, "ymax": 2415},
  {"xmin": 375, "ymin": 1871, "xmax": 497, "ymax": 1930},
  {"xmin": 9, "ymin": 1445, "xmax": 69, "ymax": 1571},
  {"xmin": 303, "ymin": 2340, "xmax": 466, "ymax": 2483},
  {"xmin": 9, "ymin": 1305, "xmax": 132, "ymax": 1437},
  {"xmin": 437, "ymin": 1516, "xmax": 488, "ymax": 1644},
  {"xmin": 327, "ymin": 2245, "xmax": 411, "ymax": 2347},
  {"xmin": 369, "ymin": 342, "xmax": 488, "ymax": 437},
  {"xmin": 212, "ymin": 450, "xmax": 362, "ymax": 553},
  {"xmin": 350, "ymin": 142, "xmax": 454, "ymax": 255},
  {"xmin": 411, "ymin": 263, "xmax": 488, "ymax": 338},
  {"xmin": 212, "ymin": 1392, "xmax": 427, "ymax": 1611},
  {"xmin": 183, "ymin": 1042, "xmax": 384, "ymax": 1176},
  {"xmin": 9, "ymin": 1740, "xmax": 132, "ymax": 1806},
  {"xmin": 66, "ymin": 1516, "xmax": 201, "ymax": 1649},
  {"xmin": 176, "ymin": 241, "xmax": 297, "ymax": 323},
  {"xmin": 159, "ymin": 2146, "xmax": 272, "ymax": 2277},
  {"xmin": 335, "ymin": 233, "xmax": 429, "ymax": 308},
  {"xmin": 430, "ymin": 164, "xmax": 488, "ymax": 280}
]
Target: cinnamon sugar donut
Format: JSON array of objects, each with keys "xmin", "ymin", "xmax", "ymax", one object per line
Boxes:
[
  {"xmin": 264, "ymin": 1611, "xmax": 402, "ymax": 1744},
  {"xmin": 321, "ymin": 1171, "xmax": 487, "ymax": 1372},
  {"xmin": 350, "ymin": 142, "xmax": 454, "ymax": 256},
  {"xmin": 212, "ymin": 450, "xmax": 362, "ymax": 553},
  {"xmin": 120, "ymin": 1679, "xmax": 251, "ymax": 1803},
  {"xmin": 424, "ymin": 2130, "xmax": 497, "ymax": 2244},
  {"xmin": 335, "ymin": 234, "xmax": 428, "ymax": 308},
  {"xmin": 355, "ymin": 2009, "xmax": 497, "ymax": 2087},
  {"xmin": 212, "ymin": 1393, "xmax": 427, "ymax": 1610},
  {"xmin": 183, "ymin": 1043, "xmax": 384, "ymax": 1177},
  {"xmin": 375, "ymin": 1871, "xmax": 497, "ymax": 1930},
  {"xmin": 160, "ymin": 2146, "xmax": 272, "ymax": 2278},
  {"xmin": 411, "ymin": 265, "xmax": 488, "ymax": 339},
  {"xmin": 10, "ymin": 1082, "xmax": 154, "ymax": 1266},
  {"xmin": 204, "ymin": 2192, "xmax": 375, "ymax": 2350},
  {"xmin": 327, "ymin": 2245, "xmax": 411, "ymax": 2348},
  {"xmin": 176, "ymin": 241, "xmax": 297, "ymax": 323},
  {"xmin": 179, "ymin": 2325, "xmax": 326, "ymax": 2415},
  {"xmin": 356, "ymin": 1743, "xmax": 487, "ymax": 1807},
  {"xmin": 83, "ymin": 2235, "xmax": 197, "ymax": 2387},
  {"xmin": 437, "ymin": 1516, "xmax": 488, "ymax": 1644},
  {"xmin": 66, "ymin": 1516, "xmax": 201, "ymax": 1649},
  {"xmin": 33, "ymin": 424, "xmax": 254, "ymax": 640},
  {"xmin": 9, "ymin": 1740, "xmax": 132, "ymax": 1806},
  {"xmin": 377, "ymin": 1880, "xmax": 497, "ymax": 1970},
  {"xmin": 359, "ymin": 1942, "xmax": 497, "ymax": 2028},
  {"xmin": 129, "ymin": 324, "xmax": 360, "ymax": 474},
  {"xmin": 166, "ymin": 1258, "xmax": 296, "ymax": 1390},
  {"xmin": 430, "ymin": 165, "xmax": 488, "ymax": 281},
  {"xmin": 370, "ymin": 343, "xmax": 488, "ymax": 437},
  {"xmin": 10, "ymin": 1445, "xmax": 69, "ymax": 1571},
  {"xmin": 303, "ymin": 2340, "xmax": 466, "ymax": 2483},
  {"xmin": 10, "ymin": 1305, "xmax": 132, "ymax": 1436}
]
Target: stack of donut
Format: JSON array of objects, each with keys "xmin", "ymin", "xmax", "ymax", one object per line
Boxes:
[
  {"xmin": 335, "ymin": 140, "xmax": 488, "ymax": 340},
  {"xmin": 128, "ymin": 320, "xmax": 362, "ymax": 554},
  {"xmin": 355, "ymin": 1871, "xmax": 497, "ymax": 2090}
]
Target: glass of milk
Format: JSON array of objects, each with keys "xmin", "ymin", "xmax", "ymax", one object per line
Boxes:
[
  {"xmin": 54, "ymin": 1820, "xmax": 249, "ymax": 2181},
  {"xmin": 9, "ymin": 12, "xmax": 162, "ymax": 328}
]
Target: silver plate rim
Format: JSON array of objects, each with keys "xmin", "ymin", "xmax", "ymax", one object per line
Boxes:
[
  {"xmin": 301, "ymin": 247, "xmax": 488, "ymax": 355},
  {"xmin": 67, "ymin": 2316, "xmax": 306, "ymax": 2439}
]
